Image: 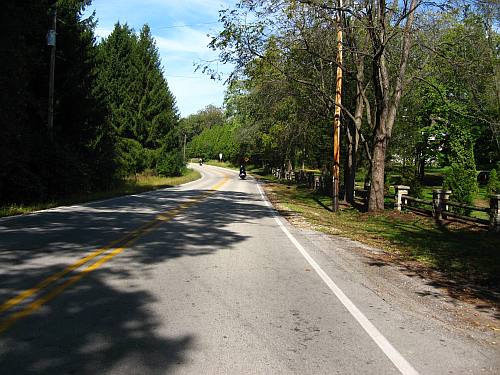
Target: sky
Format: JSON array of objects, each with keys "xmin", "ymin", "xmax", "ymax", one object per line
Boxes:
[{"xmin": 83, "ymin": 0, "xmax": 235, "ymax": 117}]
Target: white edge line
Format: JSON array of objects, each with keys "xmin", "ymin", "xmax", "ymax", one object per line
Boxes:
[{"xmin": 256, "ymin": 182, "xmax": 420, "ymax": 375}]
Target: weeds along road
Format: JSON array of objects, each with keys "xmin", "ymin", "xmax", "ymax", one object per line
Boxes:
[{"xmin": 0, "ymin": 164, "xmax": 498, "ymax": 374}]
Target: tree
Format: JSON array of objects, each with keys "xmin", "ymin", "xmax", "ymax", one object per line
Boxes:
[
  {"xmin": 486, "ymin": 168, "xmax": 499, "ymax": 195},
  {"xmin": 179, "ymin": 105, "xmax": 225, "ymax": 142},
  {"xmin": 95, "ymin": 22, "xmax": 181, "ymax": 176},
  {"xmin": 0, "ymin": 0, "xmax": 116, "ymax": 203},
  {"xmin": 207, "ymin": 0, "xmax": 421, "ymax": 210},
  {"xmin": 135, "ymin": 25, "xmax": 179, "ymax": 150}
]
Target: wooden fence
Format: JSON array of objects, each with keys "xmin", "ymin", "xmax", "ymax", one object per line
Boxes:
[{"xmin": 270, "ymin": 168, "xmax": 500, "ymax": 232}]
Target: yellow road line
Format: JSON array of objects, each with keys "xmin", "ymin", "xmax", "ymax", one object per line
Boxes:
[
  {"xmin": 0, "ymin": 176, "xmax": 229, "ymax": 334},
  {"xmin": 0, "ymin": 245, "xmax": 130, "ymax": 334},
  {"xmin": 0, "ymin": 217, "xmax": 159, "ymax": 315}
]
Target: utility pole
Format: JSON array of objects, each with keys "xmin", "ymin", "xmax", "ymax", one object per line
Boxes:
[
  {"xmin": 332, "ymin": 0, "xmax": 343, "ymax": 212},
  {"xmin": 47, "ymin": 2, "xmax": 57, "ymax": 142},
  {"xmin": 183, "ymin": 133, "xmax": 187, "ymax": 163}
]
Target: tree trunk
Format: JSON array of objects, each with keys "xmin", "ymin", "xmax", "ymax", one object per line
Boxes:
[
  {"xmin": 344, "ymin": 125, "xmax": 355, "ymax": 203},
  {"xmin": 369, "ymin": 135, "xmax": 387, "ymax": 211},
  {"xmin": 367, "ymin": 0, "xmax": 418, "ymax": 211}
]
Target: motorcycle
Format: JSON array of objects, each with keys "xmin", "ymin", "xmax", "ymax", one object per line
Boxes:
[{"xmin": 239, "ymin": 171, "xmax": 246, "ymax": 180}]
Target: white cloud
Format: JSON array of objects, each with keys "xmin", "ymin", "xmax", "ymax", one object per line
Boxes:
[
  {"xmin": 94, "ymin": 26, "xmax": 113, "ymax": 40},
  {"xmin": 85, "ymin": 0, "xmax": 237, "ymax": 116},
  {"xmin": 168, "ymin": 76, "xmax": 226, "ymax": 116},
  {"xmin": 154, "ymin": 27, "xmax": 211, "ymax": 55}
]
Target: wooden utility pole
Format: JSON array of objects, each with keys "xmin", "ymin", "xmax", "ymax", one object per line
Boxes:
[
  {"xmin": 332, "ymin": 0, "xmax": 343, "ymax": 212},
  {"xmin": 47, "ymin": 2, "xmax": 57, "ymax": 142},
  {"xmin": 183, "ymin": 133, "xmax": 187, "ymax": 163}
]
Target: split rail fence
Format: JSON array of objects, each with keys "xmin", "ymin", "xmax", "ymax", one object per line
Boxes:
[{"xmin": 271, "ymin": 168, "xmax": 500, "ymax": 232}]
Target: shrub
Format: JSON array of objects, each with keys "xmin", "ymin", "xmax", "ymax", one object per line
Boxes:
[
  {"xmin": 401, "ymin": 165, "xmax": 422, "ymax": 198},
  {"xmin": 486, "ymin": 168, "xmax": 499, "ymax": 195},
  {"xmin": 157, "ymin": 150, "xmax": 185, "ymax": 177},
  {"xmin": 444, "ymin": 163, "xmax": 478, "ymax": 205}
]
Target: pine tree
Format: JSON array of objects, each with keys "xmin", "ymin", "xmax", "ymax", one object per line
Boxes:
[
  {"xmin": 487, "ymin": 169, "xmax": 499, "ymax": 195},
  {"xmin": 0, "ymin": 0, "xmax": 115, "ymax": 203},
  {"xmin": 135, "ymin": 25, "xmax": 179, "ymax": 150},
  {"xmin": 95, "ymin": 22, "xmax": 182, "ymax": 176}
]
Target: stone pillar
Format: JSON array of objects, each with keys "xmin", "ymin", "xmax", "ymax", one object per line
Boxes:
[
  {"xmin": 433, "ymin": 189, "xmax": 452, "ymax": 221},
  {"xmin": 364, "ymin": 181, "xmax": 371, "ymax": 209},
  {"xmin": 433, "ymin": 189, "xmax": 442, "ymax": 221},
  {"xmin": 394, "ymin": 185, "xmax": 410, "ymax": 211},
  {"xmin": 489, "ymin": 195, "xmax": 500, "ymax": 232}
]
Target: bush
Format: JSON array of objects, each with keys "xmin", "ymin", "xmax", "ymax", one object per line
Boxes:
[
  {"xmin": 401, "ymin": 165, "xmax": 422, "ymax": 198},
  {"xmin": 157, "ymin": 150, "xmax": 185, "ymax": 177},
  {"xmin": 444, "ymin": 163, "xmax": 478, "ymax": 205},
  {"xmin": 486, "ymin": 168, "xmax": 499, "ymax": 195}
]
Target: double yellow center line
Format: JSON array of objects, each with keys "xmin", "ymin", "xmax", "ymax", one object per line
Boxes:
[{"xmin": 0, "ymin": 176, "xmax": 229, "ymax": 334}]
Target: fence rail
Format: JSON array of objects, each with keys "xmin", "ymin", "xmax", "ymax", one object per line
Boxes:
[
  {"xmin": 446, "ymin": 201, "xmax": 490, "ymax": 213},
  {"xmin": 268, "ymin": 169, "xmax": 500, "ymax": 232},
  {"xmin": 396, "ymin": 186, "xmax": 499, "ymax": 231}
]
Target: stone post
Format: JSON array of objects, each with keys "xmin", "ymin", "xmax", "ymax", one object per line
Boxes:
[
  {"xmin": 433, "ymin": 189, "xmax": 452, "ymax": 221},
  {"xmin": 442, "ymin": 190, "xmax": 452, "ymax": 218},
  {"xmin": 394, "ymin": 185, "xmax": 410, "ymax": 211},
  {"xmin": 364, "ymin": 181, "xmax": 371, "ymax": 209},
  {"xmin": 489, "ymin": 195, "xmax": 500, "ymax": 232},
  {"xmin": 433, "ymin": 189, "xmax": 442, "ymax": 221}
]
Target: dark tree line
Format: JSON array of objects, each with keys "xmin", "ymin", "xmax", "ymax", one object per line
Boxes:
[{"xmin": 0, "ymin": 0, "xmax": 181, "ymax": 205}]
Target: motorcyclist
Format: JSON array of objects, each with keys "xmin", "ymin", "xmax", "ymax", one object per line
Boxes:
[
  {"xmin": 199, "ymin": 158, "xmax": 203, "ymax": 165},
  {"xmin": 239, "ymin": 165, "xmax": 246, "ymax": 179}
]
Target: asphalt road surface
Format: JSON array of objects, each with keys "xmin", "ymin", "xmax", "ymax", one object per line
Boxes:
[{"xmin": 0, "ymin": 164, "xmax": 498, "ymax": 374}]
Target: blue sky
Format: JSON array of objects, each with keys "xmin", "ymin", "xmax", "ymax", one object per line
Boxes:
[{"xmin": 83, "ymin": 0, "xmax": 234, "ymax": 117}]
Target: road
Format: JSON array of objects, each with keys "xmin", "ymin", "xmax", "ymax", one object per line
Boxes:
[{"xmin": 0, "ymin": 164, "xmax": 498, "ymax": 374}]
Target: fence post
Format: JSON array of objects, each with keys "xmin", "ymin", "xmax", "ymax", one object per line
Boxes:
[
  {"xmin": 394, "ymin": 185, "xmax": 410, "ymax": 211},
  {"xmin": 433, "ymin": 189, "xmax": 443, "ymax": 221},
  {"xmin": 433, "ymin": 189, "xmax": 452, "ymax": 220},
  {"xmin": 490, "ymin": 195, "xmax": 500, "ymax": 232},
  {"xmin": 442, "ymin": 190, "xmax": 452, "ymax": 218},
  {"xmin": 363, "ymin": 181, "xmax": 370, "ymax": 209}
]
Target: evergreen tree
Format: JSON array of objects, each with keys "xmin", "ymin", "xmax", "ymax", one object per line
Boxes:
[
  {"xmin": 487, "ymin": 169, "xmax": 499, "ymax": 195},
  {"xmin": 95, "ymin": 22, "xmax": 181, "ymax": 176},
  {"xmin": 135, "ymin": 25, "xmax": 179, "ymax": 150},
  {"xmin": 95, "ymin": 22, "xmax": 139, "ymax": 140},
  {"xmin": 0, "ymin": 0, "xmax": 115, "ymax": 203}
]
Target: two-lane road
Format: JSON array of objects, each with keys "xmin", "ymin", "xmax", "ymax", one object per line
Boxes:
[{"xmin": 0, "ymin": 164, "xmax": 498, "ymax": 374}]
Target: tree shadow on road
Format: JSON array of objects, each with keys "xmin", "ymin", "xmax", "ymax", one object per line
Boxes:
[
  {"xmin": 0, "ymin": 268, "xmax": 193, "ymax": 374},
  {"xmin": 0, "ymin": 186, "xmax": 275, "ymax": 373}
]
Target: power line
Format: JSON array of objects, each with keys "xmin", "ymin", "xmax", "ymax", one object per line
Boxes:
[
  {"xmin": 154, "ymin": 21, "xmax": 219, "ymax": 30},
  {"xmin": 165, "ymin": 74, "xmax": 204, "ymax": 79}
]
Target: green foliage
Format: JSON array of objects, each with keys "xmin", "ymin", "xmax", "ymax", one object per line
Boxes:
[
  {"xmin": 0, "ymin": 0, "xmax": 117, "ymax": 203},
  {"xmin": 443, "ymin": 119, "xmax": 479, "ymax": 205},
  {"xmin": 401, "ymin": 166, "xmax": 423, "ymax": 198},
  {"xmin": 188, "ymin": 121, "xmax": 240, "ymax": 162},
  {"xmin": 0, "ymin": 3, "xmax": 180, "ymax": 205},
  {"xmin": 95, "ymin": 22, "xmax": 180, "ymax": 177},
  {"xmin": 486, "ymin": 169, "xmax": 499, "ymax": 195},
  {"xmin": 157, "ymin": 150, "xmax": 184, "ymax": 177},
  {"xmin": 179, "ymin": 105, "xmax": 225, "ymax": 141},
  {"xmin": 445, "ymin": 163, "xmax": 478, "ymax": 205}
]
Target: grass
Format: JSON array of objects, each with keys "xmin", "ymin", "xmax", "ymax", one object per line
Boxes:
[
  {"xmin": 256, "ymin": 174, "xmax": 500, "ymax": 297},
  {"xmin": 0, "ymin": 168, "xmax": 201, "ymax": 218},
  {"xmin": 204, "ymin": 160, "xmax": 239, "ymax": 170}
]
